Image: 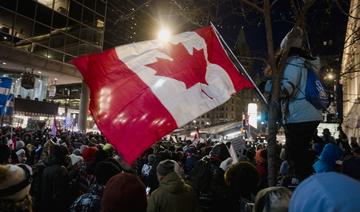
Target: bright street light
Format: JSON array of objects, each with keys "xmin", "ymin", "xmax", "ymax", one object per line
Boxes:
[
  {"xmin": 327, "ymin": 73, "xmax": 334, "ymax": 80},
  {"xmin": 325, "ymin": 73, "xmax": 335, "ymax": 81},
  {"xmin": 157, "ymin": 27, "xmax": 171, "ymax": 42}
]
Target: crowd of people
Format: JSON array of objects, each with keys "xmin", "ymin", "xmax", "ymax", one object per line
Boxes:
[{"xmin": 1, "ymin": 125, "xmax": 360, "ymax": 212}]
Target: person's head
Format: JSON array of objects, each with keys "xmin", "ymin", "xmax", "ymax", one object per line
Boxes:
[
  {"xmin": 147, "ymin": 154, "xmax": 156, "ymax": 164},
  {"xmin": 95, "ymin": 161, "xmax": 121, "ymax": 185},
  {"xmin": 253, "ymin": 187, "xmax": 292, "ymax": 212},
  {"xmin": 352, "ymin": 147, "xmax": 360, "ymax": 157},
  {"xmin": 0, "ymin": 164, "xmax": 33, "ymax": 212},
  {"xmin": 225, "ymin": 161, "xmax": 260, "ymax": 199},
  {"xmin": 72, "ymin": 149, "xmax": 81, "ymax": 156},
  {"xmin": 289, "ymin": 172, "xmax": 360, "ymax": 212},
  {"xmin": 51, "ymin": 144, "xmax": 68, "ymax": 164},
  {"xmin": 16, "ymin": 149, "xmax": 27, "ymax": 164},
  {"xmin": 256, "ymin": 148, "xmax": 267, "ymax": 165},
  {"xmin": 280, "ymin": 26, "xmax": 304, "ymax": 51},
  {"xmin": 209, "ymin": 142, "xmax": 230, "ymax": 162},
  {"xmin": 69, "ymin": 154, "xmax": 83, "ymax": 166},
  {"xmin": 15, "ymin": 140, "xmax": 25, "ymax": 151},
  {"xmin": 342, "ymin": 156, "xmax": 360, "ymax": 181},
  {"xmin": 313, "ymin": 143, "xmax": 343, "ymax": 173},
  {"xmin": 101, "ymin": 173, "xmax": 147, "ymax": 212},
  {"xmin": 322, "ymin": 128, "xmax": 331, "ymax": 137},
  {"xmin": 156, "ymin": 159, "xmax": 181, "ymax": 182},
  {"xmin": 82, "ymin": 146, "xmax": 98, "ymax": 163},
  {"xmin": 0, "ymin": 144, "xmax": 11, "ymax": 164},
  {"xmin": 102, "ymin": 143, "xmax": 114, "ymax": 156}
]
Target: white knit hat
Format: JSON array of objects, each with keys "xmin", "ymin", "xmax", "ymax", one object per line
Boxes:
[
  {"xmin": 0, "ymin": 164, "xmax": 32, "ymax": 201},
  {"xmin": 69, "ymin": 154, "xmax": 84, "ymax": 165},
  {"xmin": 280, "ymin": 26, "xmax": 304, "ymax": 50}
]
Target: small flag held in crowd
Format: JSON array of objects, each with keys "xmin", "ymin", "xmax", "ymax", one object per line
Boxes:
[
  {"xmin": 51, "ymin": 117, "xmax": 57, "ymax": 137},
  {"xmin": 73, "ymin": 26, "xmax": 253, "ymax": 164},
  {"xmin": 64, "ymin": 117, "xmax": 74, "ymax": 129},
  {"xmin": 0, "ymin": 77, "xmax": 13, "ymax": 116},
  {"xmin": 4, "ymin": 94, "xmax": 14, "ymax": 116}
]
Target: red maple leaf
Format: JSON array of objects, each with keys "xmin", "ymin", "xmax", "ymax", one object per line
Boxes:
[{"xmin": 146, "ymin": 43, "xmax": 208, "ymax": 89}]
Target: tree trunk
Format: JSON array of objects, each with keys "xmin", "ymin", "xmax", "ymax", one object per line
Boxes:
[
  {"xmin": 263, "ymin": 0, "xmax": 279, "ymax": 187},
  {"xmin": 264, "ymin": 0, "xmax": 316, "ymax": 186}
]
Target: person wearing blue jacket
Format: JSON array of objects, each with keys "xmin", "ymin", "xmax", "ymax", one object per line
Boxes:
[
  {"xmin": 289, "ymin": 172, "xmax": 360, "ymax": 212},
  {"xmin": 313, "ymin": 143, "xmax": 343, "ymax": 173},
  {"xmin": 265, "ymin": 27, "xmax": 322, "ymax": 181}
]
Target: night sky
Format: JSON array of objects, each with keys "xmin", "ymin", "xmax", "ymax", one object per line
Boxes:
[
  {"xmin": 214, "ymin": 0, "xmax": 349, "ymax": 58},
  {"xmin": 107, "ymin": 0, "xmax": 350, "ymax": 75},
  {"xmin": 109, "ymin": 0, "xmax": 350, "ymax": 57}
]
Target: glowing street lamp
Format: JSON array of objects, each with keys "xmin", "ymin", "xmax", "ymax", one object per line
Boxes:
[
  {"xmin": 326, "ymin": 73, "xmax": 334, "ymax": 80},
  {"xmin": 157, "ymin": 27, "xmax": 171, "ymax": 42}
]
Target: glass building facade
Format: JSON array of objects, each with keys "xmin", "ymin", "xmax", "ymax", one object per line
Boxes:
[{"xmin": 0, "ymin": 0, "xmax": 107, "ymax": 63}]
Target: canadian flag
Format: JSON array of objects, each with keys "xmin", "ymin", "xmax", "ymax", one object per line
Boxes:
[{"xmin": 73, "ymin": 26, "xmax": 253, "ymax": 164}]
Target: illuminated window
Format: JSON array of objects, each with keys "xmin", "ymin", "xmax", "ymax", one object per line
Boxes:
[
  {"xmin": 96, "ymin": 19, "xmax": 104, "ymax": 28},
  {"xmin": 37, "ymin": 0, "xmax": 69, "ymax": 13}
]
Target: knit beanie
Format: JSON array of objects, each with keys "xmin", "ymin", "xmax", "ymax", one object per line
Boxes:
[
  {"xmin": 103, "ymin": 143, "xmax": 113, "ymax": 152},
  {"xmin": 156, "ymin": 159, "xmax": 181, "ymax": 177},
  {"xmin": 280, "ymin": 26, "xmax": 304, "ymax": 50},
  {"xmin": 82, "ymin": 147, "xmax": 98, "ymax": 163},
  {"xmin": 254, "ymin": 186, "xmax": 292, "ymax": 212},
  {"xmin": 69, "ymin": 154, "xmax": 84, "ymax": 166},
  {"xmin": 101, "ymin": 173, "xmax": 147, "ymax": 212},
  {"xmin": 95, "ymin": 161, "xmax": 120, "ymax": 185},
  {"xmin": 0, "ymin": 164, "xmax": 32, "ymax": 201}
]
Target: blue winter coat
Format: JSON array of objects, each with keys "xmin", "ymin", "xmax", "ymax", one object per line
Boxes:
[
  {"xmin": 265, "ymin": 56, "xmax": 322, "ymax": 124},
  {"xmin": 313, "ymin": 143, "xmax": 343, "ymax": 173},
  {"xmin": 289, "ymin": 172, "xmax": 360, "ymax": 212}
]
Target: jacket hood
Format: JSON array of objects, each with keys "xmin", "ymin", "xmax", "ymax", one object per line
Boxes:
[
  {"xmin": 314, "ymin": 143, "xmax": 343, "ymax": 173},
  {"xmin": 289, "ymin": 172, "xmax": 360, "ymax": 212},
  {"xmin": 160, "ymin": 172, "xmax": 187, "ymax": 194}
]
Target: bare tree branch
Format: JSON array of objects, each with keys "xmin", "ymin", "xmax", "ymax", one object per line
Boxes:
[
  {"xmin": 271, "ymin": 0, "xmax": 280, "ymax": 8},
  {"xmin": 240, "ymin": 0, "xmax": 264, "ymax": 13},
  {"xmin": 114, "ymin": 0, "xmax": 153, "ymax": 23},
  {"xmin": 341, "ymin": 62, "xmax": 360, "ymax": 77},
  {"xmin": 335, "ymin": 0, "xmax": 360, "ymax": 20},
  {"xmin": 238, "ymin": 56, "xmax": 268, "ymax": 65},
  {"xmin": 290, "ymin": 0, "xmax": 300, "ymax": 16},
  {"xmin": 344, "ymin": 25, "xmax": 360, "ymax": 45}
]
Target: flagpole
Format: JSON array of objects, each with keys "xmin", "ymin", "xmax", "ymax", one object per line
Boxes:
[{"xmin": 210, "ymin": 22, "xmax": 268, "ymax": 105}]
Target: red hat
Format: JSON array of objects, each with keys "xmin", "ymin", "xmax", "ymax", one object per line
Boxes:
[
  {"xmin": 82, "ymin": 147, "xmax": 98, "ymax": 163},
  {"xmin": 101, "ymin": 173, "xmax": 147, "ymax": 212}
]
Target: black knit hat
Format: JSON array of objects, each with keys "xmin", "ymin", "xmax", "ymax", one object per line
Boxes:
[{"xmin": 95, "ymin": 161, "xmax": 121, "ymax": 185}]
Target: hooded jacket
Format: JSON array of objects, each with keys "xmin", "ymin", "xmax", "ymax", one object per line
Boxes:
[
  {"xmin": 265, "ymin": 56, "xmax": 322, "ymax": 124},
  {"xmin": 147, "ymin": 172, "xmax": 200, "ymax": 212},
  {"xmin": 289, "ymin": 172, "xmax": 360, "ymax": 212},
  {"xmin": 313, "ymin": 143, "xmax": 343, "ymax": 173}
]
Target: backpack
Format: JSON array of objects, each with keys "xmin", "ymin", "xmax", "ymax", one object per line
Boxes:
[{"xmin": 303, "ymin": 61, "xmax": 330, "ymax": 110}]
